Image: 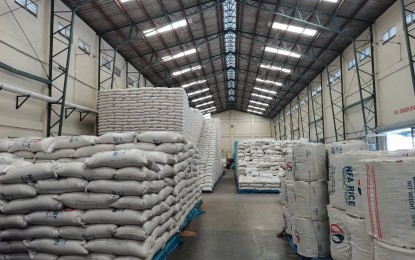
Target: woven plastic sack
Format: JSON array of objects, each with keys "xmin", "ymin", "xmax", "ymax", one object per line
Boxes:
[
  {"xmin": 111, "ymin": 193, "xmax": 162, "ymax": 210},
  {"xmin": 9, "ymin": 137, "xmax": 55, "ymax": 153},
  {"xmin": 83, "ymin": 209, "xmax": 154, "ymax": 225},
  {"xmin": 154, "ymin": 143, "xmax": 185, "ymax": 154},
  {"xmin": 2, "ymin": 195, "xmax": 62, "ymax": 214},
  {"xmin": 136, "ymin": 131, "xmax": 184, "ymax": 144},
  {"xmin": 25, "ymin": 209, "xmax": 84, "ymax": 226},
  {"xmin": 293, "ymin": 143, "xmax": 327, "ymax": 181},
  {"xmin": 0, "ymin": 241, "xmax": 27, "ymax": 253},
  {"xmin": 86, "ymin": 150, "xmax": 147, "ymax": 169},
  {"xmin": 72, "ymin": 145, "xmax": 114, "ymax": 158},
  {"xmin": 24, "ymin": 226, "xmax": 60, "ymax": 239},
  {"xmin": 0, "ymin": 140, "xmax": 14, "ymax": 152},
  {"xmin": 0, "ymin": 183, "xmax": 37, "ymax": 200},
  {"xmin": 35, "ymin": 178, "xmax": 88, "ymax": 194},
  {"xmin": 327, "ymin": 205, "xmax": 350, "ymax": 260},
  {"xmin": 294, "ymin": 180, "xmax": 328, "ymax": 221},
  {"xmin": 0, "ymin": 163, "xmax": 57, "ymax": 184},
  {"xmin": 86, "ymin": 180, "xmax": 151, "ymax": 196},
  {"xmin": 58, "ymin": 254, "xmax": 115, "ymax": 260},
  {"xmin": 57, "ymin": 193, "xmax": 119, "ymax": 209},
  {"xmin": 54, "ymin": 136, "xmax": 96, "ymax": 149},
  {"xmin": 85, "ymin": 238, "xmax": 154, "ymax": 258},
  {"xmin": 0, "ymin": 215, "xmax": 28, "ymax": 229},
  {"xmin": 115, "ymin": 142, "xmax": 156, "ymax": 152},
  {"xmin": 35, "ymin": 149, "xmax": 75, "ymax": 160},
  {"xmin": 96, "ymin": 132, "xmax": 135, "ymax": 145},
  {"xmin": 58, "ymin": 224, "xmax": 117, "ymax": 240},
  {"xmin": 146, "ymin": 151, "xmax": 178, "ymax": 165},
  {"xmin": 24, "ymin": 239, "xmax": 88, "ymax": 255},
  {"xmin": 0, "ymin": 153, "xmax": 18, "ymax": 165},
  {"xmin": 114, "ymin": 216, "xmax": 160, "ymax": 241},
  {"xmin": 114, "ymin": 167, "xmax": 158, "ymax": 181}
]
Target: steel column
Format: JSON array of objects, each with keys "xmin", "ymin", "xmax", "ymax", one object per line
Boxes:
[{"xmin": 400, "ymin": 0, "xmax": 415, "ymax": 94}]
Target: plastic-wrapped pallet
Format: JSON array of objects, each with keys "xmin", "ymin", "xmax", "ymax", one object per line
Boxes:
[
  {"xmin": 361, "ymin": 157, "xmax": 415, "ymax": 249},
  {"xmin": 236, "ymin": 140, "xmax": 286, "ymax": 191},
  {"xmin": 197, "ymin": 118, "xmax": 223, "ymax": 191},
  {"xmin": 0, "ymin": 132, "xmax": 203, "ymax": 259},
  {"xmin": 97, "ymin": 88, "xmax": 204, "ymax": 145}
]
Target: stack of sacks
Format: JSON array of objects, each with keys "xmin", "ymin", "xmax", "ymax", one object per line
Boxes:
[
  {"xmin": 236, "ymin": 140, "xmax": 286, "ymax": 191},
  {"xmin": 97, "ymin": 88, "xmax": 204, "ymax": 145},
  {"xmin": 0, "ymin": 132, "xmax": 203, "ymax": 259},
  {"xmin": 361, "ymin": 157, "xmax": 415, "ymax": 260},
  {"xmin": 326, "ymin": 140, "xmax": 368, "ymax": 260},
  {"xmin": 292, "ymin": 142, "xmax": 330, "ymax": 258},
  {"xmin": 7, "ymin": 137, "xmax": 56, "ymax": 162},
  {"xmin": 197, "ymin": 118, "xmax": 223, "ymax": 191}
]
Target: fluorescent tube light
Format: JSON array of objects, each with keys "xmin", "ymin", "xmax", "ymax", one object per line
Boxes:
[
  {"xmin": 260, "ymin": 64, "xmax": 291, "ymax": 74},
  {"xmin": 250, "ymin": 100, "xmax": 269, "ymax": 107},
  {"xmin": 247, "ymin": 109, "xmax": 263, "ymax": 114},
  {"xmin": 192, "ymin": 95, "xmax": 212, "ymax": 102},
  {"xmin": 172, "ymin": 65, "xmax": 202, "ymax": 77},
  {"xmin": 254, "ymin": 87, "xmax": 277, "ymax": 95},
  {"xmin": 181, "ymin": 79, "xmax": 206, "ymax": 88},
  {"xmin": 265, "ymin": 47, "xmax": 301, "ymax": 58},
  {"xmin": 325, "ymin": 0, "xmax": 338, "ymax": 2},
  {"xmin": 188, "ymin": 88, "xmax": 209, "ymax": 96},
  {"xmin": 256, "ymin": 78, "xmax": 282, "ymax": 86},
  {"xmin": 252, "ymin": 93, "xmax": 273, "ymax": 100},
  {"xmin": 162, "ymin": 48, "xmax": 197, "ymax": 62},
  {"xmin": 196, "ymin": 101, "xmax": 214, "ymax": 108},
  {"xmin": 144, "ymin": 19, "xmax": 187, "ymax": 37},
  {"xmin": 201, "ymin": 107, "xmax": 216, "ymax": 113},
  {"xmin": 272, "ymin": 22, "xmax": 317, "ymax": 36},
  {"xmin": 248, "ymin": 105, "xmax": 266, "ymax": 111}
]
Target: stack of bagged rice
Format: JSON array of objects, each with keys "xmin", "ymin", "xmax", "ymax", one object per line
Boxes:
[
  {"xmin": 0, "ymin": 132, "xmax": 202, "ymax": 259},
  {"xmin": 197, "ymin": 118, "xmax": 223, "ymax": 191},
  {"xmin": 236, "ymin": 140, "xmax": 286, "ymax": 191},
  {"xmin": 291, "ymin": 142, "xmax": 330, "ymax": 258},
  {"xmin": 97, "ymin": 88, "xmax": 204, "ymax": 144}
]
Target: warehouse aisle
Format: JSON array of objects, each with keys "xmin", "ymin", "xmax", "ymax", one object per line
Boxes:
[{"xmin": 169, "ymin": 170, "xmax": 297, "ymax": 260}]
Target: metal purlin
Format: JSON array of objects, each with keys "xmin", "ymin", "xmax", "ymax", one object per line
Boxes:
[
  {"xmin": 349, "ymin": 27, "xmax": 377, "ymax": 139},
  {"xmin": 326, "ymin": 55, "xmax": 345, "ymax": 142},
  {"xmin": 47, "ymin": 0, "xmax": 89, "ymax": 136},
  {"xmin": 400, "ymin": 0, "xmax": 415, "ymax": 94}
]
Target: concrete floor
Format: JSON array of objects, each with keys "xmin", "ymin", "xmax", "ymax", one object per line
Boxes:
[{"xmin": 169, "ymin": 170, "xmax": 298, "ymax": 260}]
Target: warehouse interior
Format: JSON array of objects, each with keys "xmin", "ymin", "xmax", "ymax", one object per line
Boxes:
[{"xmin": 1, "ymin": 0, "xmax": 415, "ymax": 259}]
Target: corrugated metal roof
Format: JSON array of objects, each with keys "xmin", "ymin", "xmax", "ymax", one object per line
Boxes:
[{"xmin": 62, "ymin": 0, "xmax": 396, "ymax": 117}]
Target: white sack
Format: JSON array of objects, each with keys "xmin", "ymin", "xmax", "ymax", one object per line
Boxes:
[
  {"xmin": 87, "ymin": 180, "xmax": 151, "ymax": 196},
  {"xmin": 58, "ymin": 254, "xmax": 115, "ymax": 260},
  {"xmin": 294, "ymin": 180, "xmax": 328, "ymax": 220},
  {"xmin": 114, "ymin": 167, "xmax": 157, "ymax": 181},
  {"xmin": 0, "ymin": 140, "xmax": 14, "ymax": 152},
  {"xmin": 23, "ymin": 239, "xmax": 88, "ymax": 255},
  {"xmin": 280, "ymin": 178, "xmax": 287, "ymax": 205},
  {"xmin": 373, "ymin": 239, "xmax": 415, "ymax": 260},
  {"xmin": 111, "ymin": 194, "xmax": 161, "ymax": 210},
  {"xmin": 283, "ymin": 206, "xmax": 293, "ymax": 235},
  {"xmin": 114, "ymin": 217, "xmax": 160, "ymax": 241},
  {"xmin": 0, "ymin": 253, "xmax": 30, "ymax": 260},
  {"xmin": 154, "ymin": 143, "xmax": 185, "ymax": 154},
  {"xmin": 24, "ymin": 226, "xmax": 60, "ymax": 239},
  {"xmin": 0, "ymin": 215, "xmax": 28, "ymax": 229},
  {"xmin": 54, "ymin": 136, "xmax": 96, "ymax": 149},
  {"xmin": 82, "ymin": 209, "xmax": 153, "ymax": 225},
  {"xmin": 96, "ymin": 132, "xmax": 135, "ymax": 145},
  {"xmin": 327, "ymin": 205, "xmax": 350, "ymax": 260},
  {"xmin": 328, "ymin": 140, "xmax": 367, "ymax": 156},
  {"xmin": 0, "ymin": 229, "xmax": 26, "ymax": 240},
  {"xmin": 0, "ymin": 241, "xmax": 27, "ymax": 253},
  {"xmin": 57, "ymin": 193, "xmax": 119, "ymax": 209},
  {"xmin": 13, "ymin": 151, "xmax": 34, "ymax": 159},
  {"xmin": 0, "ymin": 184, "xmax": 37, "ymax": 200},
  {"xmin": 9, "ymin": 137, "xmax": 55, "ymax": 153},
  {"xmin": 35, "ymin": 149, "xmax": 75, "ymax": 160},
  {"xmin": 2, "ymin": 195, "xmax": 62, "ymax": 214},
  {"xmin": 362, "ymin": 158, "xmax": 415, "ymax": 248},
  {"xmin": 115, "ymin": 142, "xmax": 156, "ymax": 152},
  {"xmin": 35, "ymin": 178, "xmax": 88, "ymax": 194},
  {"xmin": 55, "ymin": 162, "xmax": 84, "ymax": 178},
  {"xmin": 58, "ymin": 225, "xmax": 117, "ymax": 240},
  {"xmin": 145, "ymin": 151, "xmax": 177, "ymax": 165},
  {"xmin": 30, "ymin": 252, "xmax": 58, "ymax": 260},
  {"xmin": 86, "ymin": 150, "xmax": 147, "ymax": 168},
  {"xmin": 293, "ymin": 143, "xmax": 327, "ymax": 181},
  {"xmin": 136, "ymin": 132, "xmax": 184, "ymax": 144},
  {"xmin": 85, "ymin": 238, "xmax": 154, "ymax": 258},
  {"xmin": 25, "ymin": 210, "xmax": 84, "ymax": 226},
  {"xmin": 0, "ymin": 153, "xmax": 18, "ymax": 165},
  {"xmin": 0, "ymin": 163, "xmax": 57, "ymax": 184},
  {"xmin": 346, "ymin": 214, "xmax": 371, "ymax": 257},
  {"xmin": 293, "ymin": 217, "xmax": 330, "ymax": 258},
  {"xmin": 72, "ymin": 145, "xmax": 114, "ymax": 158}
]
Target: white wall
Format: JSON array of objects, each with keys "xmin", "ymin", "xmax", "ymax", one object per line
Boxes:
[
  {"xmin": 212, "ymin": 110, "xmax": 273, "ymax": 158},
  {"xmin": 274, "ymin": 1, "xmax": 415, "ymax": 142},
  {"xmin": 0, "ymin": 0, "xmax": 150, "ymax": 137}
]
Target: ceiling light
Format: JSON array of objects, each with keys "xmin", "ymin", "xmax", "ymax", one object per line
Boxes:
[
  {"xmin": 252, "ymin": 93, "xmax": 273, "ymax": 100},
  {"xmin": 172, "ymin": 65, "xmax": 202, "ymax": 77},
  {"xmin": 254, "ymin": 87, "xmax": 277, "ymax": 95},
  {"xmin": 250, "ymin": 100, "xmax": 269, "ymax": 107},
  {"xmin": 188, "ymin": 88, "xmax": 209, "ymax": 96},
  {"xmin": 162, "ymin": 49, "xmax": 197, "ymax": 62},
  {"xmin": 272, "ymin": 22, "xmax": 317, "ymax": 36},
  {"xmin": 247, "ymin": 109, "xmax": 263, "ymax": 115},
  {"xmin": 248, "ymin": 105, "xmax": 266, "ymax": 111},
  {"xmin": 201, "ymin": 107, "xmax": 216, "ymax": 113},
  {"xmin": 256, "ymin": 78, "xmax": 282, "ymax": 86},
  {"xmin": 265, "ymin": 47, "xmax": 301, "ymax": 58},
  {"xmin": 181, "ymin": 79, "xmax": 206, "ymax": 88},
  {"xmin": 196, "ymin": 101, "xmax": 214, "ymax": 108},
  {"xmin": 260, "ymin": 64, "xmax": 291, "ymax": 74},
  {"xmin": 144, "ymin": 19, "xmax": 187, "ymax": 37},
  {"xmin": 192, "ymin": 95, "xmax": 212, "ymax": 102},
  {"xmin": 324, "ymin": 0, "xmax": 338, "ymax": 2},
  {"xmin": 120, "ymin": 0, "xmax": 131, "ymax": 2}
]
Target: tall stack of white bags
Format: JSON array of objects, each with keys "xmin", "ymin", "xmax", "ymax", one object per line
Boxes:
[
  {"xmin": 292, "ymin": 142, "xmax": 330, "ymax": 258},
  {"xmin": 0, "ymin": 132, "xmax": 203, "ymax": 259},
  {"xmin": 236, "ymin": 140, "xmax": 286, "ymax": 191},
  {"xmin": 97, "ymin": 88, "xmax": 204, "ymax": 145},
  {"xmin": 197, "ymin": 118, "xmax": 223, "ymax": 192}
]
